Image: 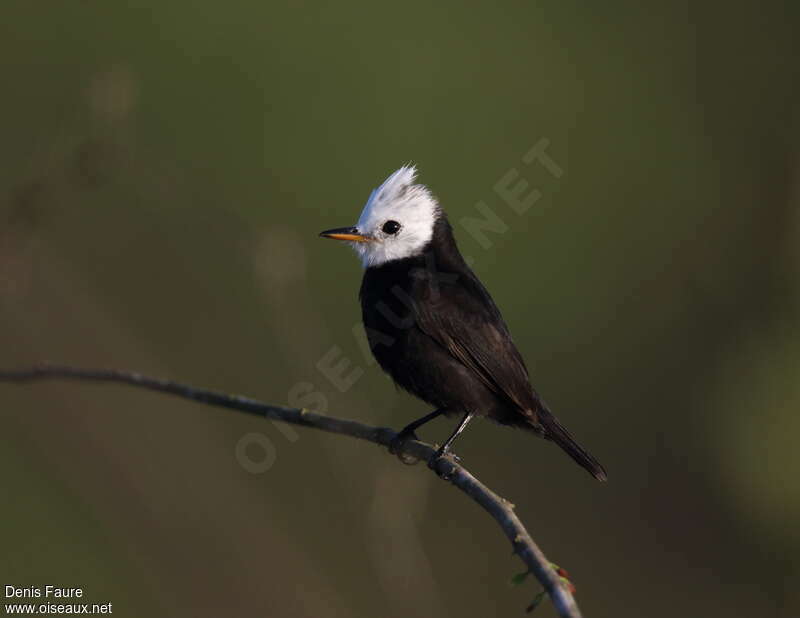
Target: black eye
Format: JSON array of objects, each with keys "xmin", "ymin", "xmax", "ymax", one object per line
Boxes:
[{"xmin": 382, "ymin": 220, "xmax": 401, "ymax": 235}]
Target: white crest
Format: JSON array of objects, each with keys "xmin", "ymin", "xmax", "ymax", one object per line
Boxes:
[{"xmin": 350, "ymin": 165, "xmax": 441, "ymax": 268}]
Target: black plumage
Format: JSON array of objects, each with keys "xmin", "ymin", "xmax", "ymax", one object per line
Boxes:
[
  {"xmin": 320, "ymin": 167, "xmax": 606, "ymax": 481},
  {"xmin": 357, "ymin": 216, "xmax": 607, "ymax": 481}
]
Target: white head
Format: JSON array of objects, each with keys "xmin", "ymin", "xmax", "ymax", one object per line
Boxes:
[{"xmin": 319, "ymin": 165, "xmax": 441, "ymax": 268}]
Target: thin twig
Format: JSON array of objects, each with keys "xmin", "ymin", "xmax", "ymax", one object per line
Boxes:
[{"xmin": 0, "ymin": 364, "xmax": 582, "ymax": 618}]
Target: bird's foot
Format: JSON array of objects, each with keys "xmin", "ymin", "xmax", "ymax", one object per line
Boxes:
[
  {"xmin": 389, "ymin": 428, "xmax": 421, "ymax": 465},
  {"xmin": 427, "ymin": 445, "xmax": 461, "ymax": 479},
  {"xmin": 432, "ymin": 443, "xmax": 462, "ymax": 463}
]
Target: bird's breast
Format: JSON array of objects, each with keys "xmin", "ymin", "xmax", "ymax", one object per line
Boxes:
[{"xmin": 359, "ymin": 261, "xmax": 418, "ymax": 367}]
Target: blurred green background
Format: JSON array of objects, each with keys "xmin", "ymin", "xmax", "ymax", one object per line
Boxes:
[{"xmin": 1, "ymin": 1, "xmax": 799, "ymax": 616}]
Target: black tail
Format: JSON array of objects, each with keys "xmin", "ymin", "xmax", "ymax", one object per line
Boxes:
[{"xmin": 537, "ymin": 410, "xmax": 607, "ymax": 482}]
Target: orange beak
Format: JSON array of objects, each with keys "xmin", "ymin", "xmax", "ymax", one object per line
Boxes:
[{"xmin": 318, "ymin": 227, "xmax": 372, "ymax": 243}]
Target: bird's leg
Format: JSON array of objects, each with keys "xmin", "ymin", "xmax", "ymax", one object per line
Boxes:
[
  {"xmin": 432, "ymin": 411, "xmax": 474, "ymax": 461},
  {"xmin": 389, "ymin": 408, "xmax": 446, "ymax": 457},
  {"xmin": 399, "ymin": 408, "xmax": 447, "ymax": 439}
]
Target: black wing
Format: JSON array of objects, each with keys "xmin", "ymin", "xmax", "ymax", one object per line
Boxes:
[
  {"xmin": 411, "ymin": 267, "xmax": 543, "ymax": 425},
  {"xmin": 411, "ymin": 267, "xmax": 608, "ymax": 481}
]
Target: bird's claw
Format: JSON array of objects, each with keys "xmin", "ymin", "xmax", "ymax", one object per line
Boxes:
[
  {"xmin": 389, "ymin": 429, "xmax": 421, "ymax": 465},
  {"xmin": 427, "ymin": 447, "xmax": 461, "ymax": 479}
]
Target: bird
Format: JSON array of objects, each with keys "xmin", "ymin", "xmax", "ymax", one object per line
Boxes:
[{"xmin": 319, "ymin": 166, "xmax": 607, "ymax": 481}]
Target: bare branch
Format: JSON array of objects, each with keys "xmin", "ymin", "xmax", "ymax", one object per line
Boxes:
[{"xmin": 0, "ymin": 364, "xmax": 583, "ymax": 618}]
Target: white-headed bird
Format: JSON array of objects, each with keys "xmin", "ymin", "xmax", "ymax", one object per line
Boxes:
[{"xmin": 320, "ymin": 166, "xmax": 606, "ymax": 481}]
